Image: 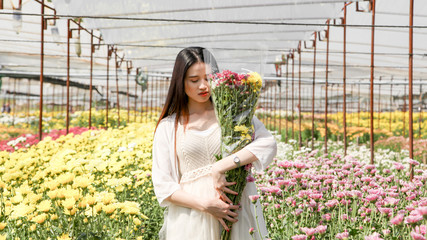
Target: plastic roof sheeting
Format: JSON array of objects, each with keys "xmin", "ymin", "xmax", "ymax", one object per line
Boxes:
[
  {"xmin": 0, "ymin": 0, "xmax": 426, "ymax": 91},
  {"xmin": 51, "ymin": 0, "xmax": 351, "ymax": 75}
]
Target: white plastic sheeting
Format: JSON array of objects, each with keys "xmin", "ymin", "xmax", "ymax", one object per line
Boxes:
[
  {"xmin": 51, "ymin": 0, "xmax": 349, "ymax": 75},
  {"xmin": 0, "ymin": 0, "xmax": 426, "ymax": 97}
]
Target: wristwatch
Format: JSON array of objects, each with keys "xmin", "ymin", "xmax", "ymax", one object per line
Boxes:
[{"xmin": 232, "ymin": 154, "xmax": 241, "ymax": 168}]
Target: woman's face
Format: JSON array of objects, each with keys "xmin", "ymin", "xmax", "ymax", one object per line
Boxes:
[{"xmin": 184, "ymin": 62, "xmax": 211, "ymax": 104}]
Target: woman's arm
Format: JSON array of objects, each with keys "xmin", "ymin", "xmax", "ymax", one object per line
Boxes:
[
  {"xmin": 211, "ymin": 116, "xmax": 277, "ymax": 194},
  {"xmin": 213, "ymin": 115, "xmax": 277, "ymax": 173},
  {"xmin": 152, "ymin": 118, "xmax": 239, "ymax": 230},
  {"xmin": 166, "ymin": 190, "xmax": 240, "ymax": 231}
]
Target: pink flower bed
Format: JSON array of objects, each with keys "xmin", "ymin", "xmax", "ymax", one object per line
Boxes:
[
  {"xmin": 0, "ymin": 127, "xmax": 94, "ymax": 152},
  {"xmin": 256, "ymin": 150, "xmax": 427, "ymax": 239}
]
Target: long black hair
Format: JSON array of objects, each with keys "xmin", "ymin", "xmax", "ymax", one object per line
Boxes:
[{"xmin": 155, "ymin": 47, "xmax": 218, "ymax": 131}]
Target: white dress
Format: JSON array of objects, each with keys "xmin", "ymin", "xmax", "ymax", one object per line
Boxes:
[{"xmin": 152, "ymin": 115, "xmax": 277, "ymax": 240}]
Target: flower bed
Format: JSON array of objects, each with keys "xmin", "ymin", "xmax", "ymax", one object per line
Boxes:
[
  {"xmin": 0, "ymin": 127, "xmax": 91, "ymax": 152},
  {"xmin": 254, "ymin": 139, "xmax": 427, "ymax": 239},
  {"xmin": 0, "ymin": 122, "xmax": 163, "ymax": 239}
]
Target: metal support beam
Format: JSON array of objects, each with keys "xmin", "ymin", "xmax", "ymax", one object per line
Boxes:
[
  {"xmin": 343, "ymin": 4, "xmax": 348, "ymax": 156},
  {"xmin": 291, "ymin": 51, "xmax": 295, "ymax": 140},
  {"xmin": 66, "ymin": 19, "xmax": 70, "ymax": 134},
  {"xmin": 298, "ymin": 42, "xmax": 302, "ymax": 150},
  {"xmin": 89, "ymin": 31, "xmax": 93, "ymax": 128},
  {"xmin": 311, "ymin": 33, "xmax": 317, "ymax": 150},
  {"xmin": 325, "ymin": 20, "xmax": 330, "ymax": 154},
  {"xmin": 409, "ymin": 0, "xmax": 414, "ymax": 180},
  {"xmin": 369, "ymin": 0, "xmax": 376, "ymax": 165},
  {"xmin": 39, "ymin": 0, "xmax": 45, "ymax": 140}
]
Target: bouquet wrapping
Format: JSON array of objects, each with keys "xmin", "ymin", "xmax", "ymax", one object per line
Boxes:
[{"xmin": 209, "ymin": 70, "xmax": 262, "ymax": 240}]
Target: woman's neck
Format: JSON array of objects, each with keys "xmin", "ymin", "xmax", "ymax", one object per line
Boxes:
[{"xmin": 187, "ymin": 99, "xmax": 213, "ymax": 115}]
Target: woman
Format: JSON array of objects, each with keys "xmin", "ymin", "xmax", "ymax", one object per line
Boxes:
[{"xmin": 152, "ymin": 47, "xmax": 277, "ymax": 240}]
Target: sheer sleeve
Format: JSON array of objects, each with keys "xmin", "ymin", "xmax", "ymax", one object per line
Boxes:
[
  {"xmin": 244, "ymin": 115, "xmax": 277, "ymax": 171},
  {"xmin": 152, "ymin": 118, "xmax": 181, "ymax": 207}
]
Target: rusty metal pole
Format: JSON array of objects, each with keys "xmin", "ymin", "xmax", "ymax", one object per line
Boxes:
[
  {"xmin": 141, "ymin": 80, "xmax": 145, "ymax": 122},
  {"xmin": 157, "ymin": 75, "xmax": 160, "ymax": 119},
  {"xmin": 127, "ymin": 64, "xmax": 130, "ymax": 123},
  {"xmin": 403, "ymin": 84, "xmax": 407, "ymax": 137},
  {"xmin": 390, "ymin": 81, "xmax": 393, "ymax": 133},
  {"xmin": 145, "ymin": 79, "xmax": 149, "ymax": 123},
  {"xmin": 12, "ymin": 78, "xmax": 16, "ymax": 126},
  {"xmin": 343, "ymin": 4, "xmax": 348, "ymax": 156},
  {"xmin": 61, "ymin": 82, "xmax": 64, "ymax": 113},
  {"xmin": 285, "ymin": 60, "xmax": 289, "ymax": 142},
  {"xmin": 311, "ymin": 33, "xmax": 317, "ymax": 150},
  {"xmin": 267, "ymin": 80, "xmax": 272, "ymax": 129},
  {"xmin": 336, "ymin": 84, "xmax": 339, "ymax": 128},
  {"xmin": 369, "ymin": 0, "xmax": 376, "ymax": 165},
  {"xmin": 75, "ymin": 87, "xmax": 79, "ymax": 111},
  {"xmin": 38, "ymin": 0, "xmax": 45, "ymax": 140},
  {"xmin": 298, "ymin": 42, "xmax": 302, "ymax": 149},
  {"xmin": 150, "ymin": 78, "xmax": 153, "ymax": 121},
  {"xmin": 325, "ymin": 20, "xmax": 330, "ymax": 153},
  {"xmin": 115, "ymin": 52, "xmax": 120, "ymax": 127},
  {"xmin": 134, "ymin": 69, "xmax": 137, "ymax": 123},
  {"xmin": 358, "ymin": 84, "xmax": 361, "ymax": 128},
  {"xmin": 378, "ymin": 77, "xmax": 381, "ymax": 129},
  {"xmin": 278, "ymin": 68, "xmax": 282, "ymax": 135},
  {"xmin": 291, "ymin": 52, "xmax": 295, "ymax": 139},
  {"xmin": 89, "ymin": 31, "xmax": 93, "ymax": 128},
  {"xmin": 350, "ymin": 84, "xmax": 353, "ymax": 127},
  {"xmin": 66, "ymin": 19, "xmax": 70, "ymax": 134},
  {"xmin": 409, "ymin": 0, "xmax": 414, "ymax": 180},
  {"xmin": 27, "ymin": 79, "xmax": 30, "ymax": 123},
  {"xmin": 52, "ymin": 83, "xmax": 55, "ymax": 113},
  {"xmin": 419, "ymin": 85, "xmax": 423, "ymax": 139},
  {"xmin": 134, "ymin": 82, "xmax": 138, "ymax": 123},
  {"xmin": 106, "ymin": 46, "xmax": 110, "ymax": 129},
  {"xmin": 274, "ymin": 79, "xmax": 279, "ymax": 131}
]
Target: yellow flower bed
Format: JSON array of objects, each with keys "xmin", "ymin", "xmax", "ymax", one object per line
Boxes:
[
  {"xmin": 328, "ymin": 111, "xmax": 426, "ymax": 138},
  {"xmin": 0, "ymin": 121, "xmax": 162, "ymax": 239}
]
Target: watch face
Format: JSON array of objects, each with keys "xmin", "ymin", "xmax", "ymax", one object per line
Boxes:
[{"xmin": 233, "ymin": 156, "xmax": 240, "ymax": 166}]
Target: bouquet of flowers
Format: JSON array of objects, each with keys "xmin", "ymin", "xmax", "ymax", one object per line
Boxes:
[{"xmin": 209, "ymin": 70, "xmax": 263, "ymax": 240}]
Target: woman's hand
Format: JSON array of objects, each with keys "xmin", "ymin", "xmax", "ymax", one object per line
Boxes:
[
  {"xmin": 201, "ymin": 197, "xmax": 240, "ymax": 231},
  {"xmin": 211, "ymin": 163, "xmax": 238, "ymax": 204}
]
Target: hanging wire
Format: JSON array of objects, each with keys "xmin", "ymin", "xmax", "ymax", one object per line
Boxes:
[{"xmin": 1, "ymin": 12, "xmax": 427, "ymax": 28}]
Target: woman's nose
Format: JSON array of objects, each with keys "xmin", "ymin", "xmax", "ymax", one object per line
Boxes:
[{"xmin": 199, "ymin": 79, "xmax": 209, "ymax": 89}]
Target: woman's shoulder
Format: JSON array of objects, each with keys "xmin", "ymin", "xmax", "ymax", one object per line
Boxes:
[{"xmin": 157, "ymin": 113, "xmax": 177, "ymax": 130}]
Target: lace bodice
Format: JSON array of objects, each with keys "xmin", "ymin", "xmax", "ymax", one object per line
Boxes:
[{"xmin": 176, "ymin": 122, "xmax": 221, "ymax": 183}]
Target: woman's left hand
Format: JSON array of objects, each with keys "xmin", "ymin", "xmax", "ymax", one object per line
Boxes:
[{"xmin": 211, "ymin": 163, "xmax": 238, "ymax": 204}]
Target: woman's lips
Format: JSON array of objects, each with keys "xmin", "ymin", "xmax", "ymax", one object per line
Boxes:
[{"xmin": 199, "ymin": 92, "xmax": 208, "ymax": 96}]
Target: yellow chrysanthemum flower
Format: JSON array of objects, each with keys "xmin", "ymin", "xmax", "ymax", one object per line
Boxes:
[
  {"xmin": 57, "ymin": 233, "xmax": 72, "ymax": 240},
  {"xmin": 133, "ymin": 217, "xmax": 142, "ymax": 226},
  {"xmin": 247, "ymin": 72, "xmax": 263, "ymax": 91},
  {"xmin": 62, "ymin": 198, "xmax": 76, "ymax": 210},
  {"xmin": 37, "ymin": 200, "xmax": 51, "ymax": 213},
  {"xmin": 30, "ymin": 224, "xmax": 37, "ymax": 231},
  {"xmin": 0, "ymin": 222, "xmax": 6, "ymax": 231},
  {"xmin": 85, "ymin": 195, "xmax": 96, "ymax": 206},
  {"xmin": 102, "ymin": 204, "xmax": 117, "ymax": 215},
  {"xmin": 32, "ymin": 213, "xmax": 48, "ymax": 224},
  {"xmin": 10, "ymin": 203, "xmax": 35, "ymax": 219},
  {"xmin": 72, "ymin": 175, "xmax": 94, "ymax": 189},
  {"xmin": 11, "ymin": 194, "xmax": 24, "ymax": 204},
  {"xmin": 234, "ymin": 125, "xmax": 249, "ymax": 134}
]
